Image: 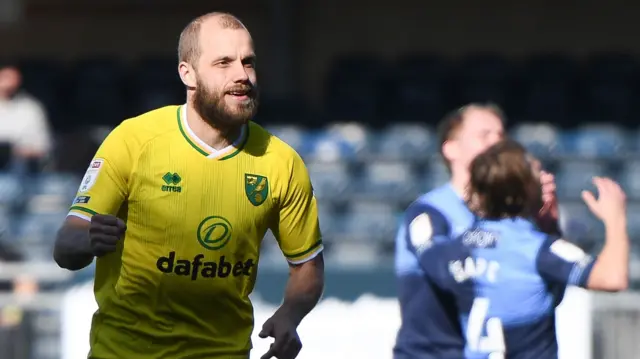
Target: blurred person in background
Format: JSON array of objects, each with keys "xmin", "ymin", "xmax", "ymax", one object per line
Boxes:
[
  {"xmin": 0, "ymin": 237, "xmax": 38, "ymax": 359},
  {"xmin": 53, "ymin": 12, "xmax": 323, "ymax": 359},
  {"xmin": 393, "ymin": 103, "xmax": 561, "ymax": 359},
  {"xmin": 0, "ymin": 65, "xmax": 52, "ymax": 166},
  {"xmin": 410, "ymin": 139, "xmax": 628, "ymax": 358}
]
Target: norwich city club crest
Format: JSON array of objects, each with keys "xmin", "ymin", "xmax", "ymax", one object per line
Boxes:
[{"xmin": 245, "ymin": 174, "xmax": 269, "ymax": 206}]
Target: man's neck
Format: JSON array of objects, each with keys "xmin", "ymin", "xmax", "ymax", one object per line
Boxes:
[
  {"xmin": 185, "ymin": 103, "xmax": 242, "ymax": 151},
  {"xmin": 449, "ymin": 171, "xmax": 469, "ymax": 198}
]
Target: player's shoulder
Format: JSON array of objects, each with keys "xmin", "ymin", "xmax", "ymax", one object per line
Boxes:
[
  {"xmin": 101, "ymin": 105, "xmax": 179, "ymax": 154},
  {"xmin": 247, "ymin": 121, "xmax": 304, "ymax": 163},
  {"xmin": 407, "ymin": 185, "xmax": 461, "ymax": 223},
  {"xmin": 118, "ymin": 105, "xmax": 179, "ymax": 136},
  {"xmin": 422, "ymin": 185, "xmax": 459, "ymax": 205}
]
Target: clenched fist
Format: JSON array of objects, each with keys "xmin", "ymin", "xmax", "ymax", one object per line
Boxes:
[{"xmin": 89, "ymin": 214, "xmax": 126, "ymax": 256}]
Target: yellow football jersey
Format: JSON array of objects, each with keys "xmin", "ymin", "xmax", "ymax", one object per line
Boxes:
[{"xmin": 68, "ymin": 105, "xmax": 323, "ymax": 359}]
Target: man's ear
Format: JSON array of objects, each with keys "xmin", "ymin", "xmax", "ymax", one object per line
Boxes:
[
  {"xmin": 178, "ymin": 62, "xmax": 197, "ymax": 88},
  {"xmin": 442, "ymin": 140, "xmax": 459, "ymax": 164}
]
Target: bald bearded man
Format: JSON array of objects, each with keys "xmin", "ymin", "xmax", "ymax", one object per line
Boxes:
[{"xmin": 53, "ymin": 12, "xmax": 324, "ymax": 359}]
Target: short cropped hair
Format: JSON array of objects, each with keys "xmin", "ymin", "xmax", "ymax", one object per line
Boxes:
[
  {"xmin": 466, "ymin": 139, "xmax": 541, "ymax": 220},
  {"xmin": 178, "ymin": 12, "xmax": 246, "ymax": 64},
  {"xmin": 436, "ymin": 103, "xmax": 506, "ymax": 171}
]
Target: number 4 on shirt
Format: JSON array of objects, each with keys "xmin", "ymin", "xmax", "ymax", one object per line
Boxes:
[{"xmin": 467, "ymin": 297, "xmax": 506, "ymax": 359}]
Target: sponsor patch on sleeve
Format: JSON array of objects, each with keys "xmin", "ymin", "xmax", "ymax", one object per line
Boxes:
[
  {"xmin": 78, "ymin": 159, "xmax": 104, "ymax": 193},
  {"xmin": 409, "ymin": 213, "xmax": 433, "ymax": 253},
  {"xmin": 550, "ymin": 239, "xmax": 587, "ymax": 263},
  {"xmin": 73, "ymin": 196, "xmax": 91, "ymax": 204}
]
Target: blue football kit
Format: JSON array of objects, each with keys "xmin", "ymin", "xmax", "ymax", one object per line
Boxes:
[
  {"xmin": 408, "ymin": 212, "xmax": 595, "ymax": 359},
  {"xmin": 394, "ymin": 184, "xmax": 474, "ymax": 359}
]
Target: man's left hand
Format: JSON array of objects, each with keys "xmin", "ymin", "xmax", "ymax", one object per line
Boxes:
[
  {"xmin": 537, "ymin": 170, "xmax": 561, "ymax": 234},
  {"xmin": 259, "ymin": 310, "xmax": 302, "ymax": 359}
]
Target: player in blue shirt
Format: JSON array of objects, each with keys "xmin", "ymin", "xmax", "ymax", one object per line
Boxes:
[
  {"xmin": 394, "ymin": 104, "xmax": 560, "ymax": 359},
  {"xmin": 413, "ymin": 139, "xmax": 629, "ymax": 359}
]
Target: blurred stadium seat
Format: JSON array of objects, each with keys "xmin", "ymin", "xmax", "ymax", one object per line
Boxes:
[
  {"xmin": 558, "ymin": 201, "xmax": 602, "ymax": 250},
  {"xmin": 555, "ymin": 161, "xmax": 608, "ymax": 200},
  {"xmin": 510, "ymin": 122, "xmax": 560, "ymax": 159},
  {"xmin": 308, "ymin": 161, "xmax": 351, "ymax": 200},
  {"xmin": 619, "ymin": 160, "xmax": 640, "ymax": 199},
  {"xmin": 341, "ymin": 201, "xmax": 399, "ymax": 242},
  {"xmin": 357, "ymin": 161, "xmax": 419, "ymax": 201},
  {"xmin": 559, "ymin": 124, "xmax": 628, "ymax": 158},
  {"xmin": 423, "ymin": 159, "xmax": 450, "ymax": 191},
  {"xmin": 0, "ymin": 172, "xmax": 23, "ymax": 208},
  {"xmin": 373, "ymin": 123, "xmax": 435, "ymax": 161}
]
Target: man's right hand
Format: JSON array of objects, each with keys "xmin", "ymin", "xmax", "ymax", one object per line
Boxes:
[
  {"xmin": 581, "ymin": 177, "xmax": 627, "ymax": 225},
  {"xmin": 89, "ymin": 214, "xmax": 126, "ymax": 256}
]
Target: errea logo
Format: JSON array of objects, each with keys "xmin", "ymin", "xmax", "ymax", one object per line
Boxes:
[{"xmin": 162, "ymin": 172, "xmax": 182, "ymax": 193}]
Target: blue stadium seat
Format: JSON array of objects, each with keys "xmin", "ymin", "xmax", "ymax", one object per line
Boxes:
[
  {"xmin": 626, "ymin": 203, "xmax": 640, "ymax": 238},
  {"xmin": 317, "ymin": 202, "xmax": 343, "ymax": 241},
  {"xmin": 423, "ymin": 160, "xmax": 450, "ymax": 192},
  {"xmin": 0, "ymin": 208, "xmax": 11, "ymax": 241},
  {"xmin": 559, "ymin": 124, "xmax": 627, "ymax": 158},
  {"xmin": 33, "ymin": 173, "xmax": 80, "ymax": 195},
  {"xmin": 558, "ymin": 201, "xmax": 602, "ymax": 245},
  {"xmin": 341, "ymin": 202, "xmax": 399, "ymax": 242},
  {"xmin": 358, "ymin": 161, "xmax": 419, "ymax": 201},
  {"xmin": 386, "ymin": 54, "xmax": 448, "ymax": 123},
  {"xmin": 16, "ymin": 211, "xmax": 67, "ymax": 260},
  {"xmin": 305, "ymin": 130, "xmax": 360, "ymax": 161},
  {"xmin": 323, "ymin": 54, "xmax": 385, "ymax": 123},
  {"xmin": 324, "ymin": 122, "xmax": 369, "ymax": 158},
  {"xmin": 307, "ymin": 161, "xmax": 351, "ymax": 200},
  {"xmin": 555, "ymin": 161, "xmax": 607, "ymax": 200},
  {"xmin": 618, "ymin": 160, "xmax": 640, "ymax": 199},
  {"xmin": 373, "ymin": 124, "xmax": 435, "ymax": 161},
  {"xmin": 0, "ymin": 173, "xmax": 22, "ymax": 208},
  {"xmin": 264, "ymin": 125, "xmax": 306, "ymax": 155},
  {"xmin": 510, "ymin": 123, "xmax": 559, "ymax": 159}
]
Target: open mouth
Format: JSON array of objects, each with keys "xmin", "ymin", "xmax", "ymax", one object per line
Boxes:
[{"xmin": 226, "ymin": 88, "xmax": 251, "ymax": 100}]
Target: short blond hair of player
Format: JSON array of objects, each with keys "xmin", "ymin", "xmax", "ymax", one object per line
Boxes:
[{"xmin": 54, "ymin": 12, "xmax": 324, "ymax": 359}]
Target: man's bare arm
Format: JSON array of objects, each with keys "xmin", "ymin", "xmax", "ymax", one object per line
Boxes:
[
  {"xmin": 278, "ymin": 254, "xmax": 325, "ymax": 326},
  {"xmin": 53, "ymin": 216, "xmax": 94, "ymax": 271}
]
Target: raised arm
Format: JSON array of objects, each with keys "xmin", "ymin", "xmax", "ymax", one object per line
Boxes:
[
  {"xmin": 537, "ymin": 177, "xmax": 628, "ymax": 292},
  {"xmin": 53, "ymin": 125, "xmax": 132, "ymax": 271}
]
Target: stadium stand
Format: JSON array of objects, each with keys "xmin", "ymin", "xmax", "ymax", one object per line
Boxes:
[{"xmin": 2, "ymin": 51, "xmax": 640, "ymax": 270}]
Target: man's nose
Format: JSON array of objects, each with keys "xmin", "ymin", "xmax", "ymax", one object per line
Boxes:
[{"xmin": 230, "ymin": 61, "xmax": 250, "ymax": 82}]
